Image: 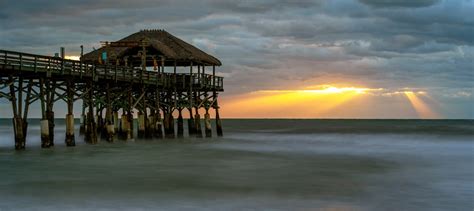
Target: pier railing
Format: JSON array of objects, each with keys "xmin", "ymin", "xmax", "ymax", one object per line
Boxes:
[{"xmin": 0, "ymin": 49, "xmax": 223, "ymax": 90}]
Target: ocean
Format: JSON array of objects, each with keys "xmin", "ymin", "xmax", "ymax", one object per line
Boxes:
[{"xmin": 0, "ymin": 119, "xmax": 473, "ymax": 211}]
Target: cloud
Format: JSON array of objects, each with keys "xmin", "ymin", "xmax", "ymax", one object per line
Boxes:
[
  {"xmin": 358, "ymin": 0, "xmax": 440, "ymax": 8},
  {"xmin": 0, "ymin": 0, "xmax": 472, "ymax": 118}
]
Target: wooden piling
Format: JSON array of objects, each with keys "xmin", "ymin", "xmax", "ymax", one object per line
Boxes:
[
  {"xmin": 39, "ymin": 78, "xmax": 51, "ymax": 148},
  {"xmin": 113, "ymin": 111, "xmax": 119, "ymax": 132},
  {"xmin": 13, "ymin": 116, "xmax": 25, "ymax": 150},
  {"xmin": 168, "ymin": 111, "xmax": 175, "ymax": 138},
  {"xmin": 154, "ymin": 90, "xmax": 163, "ymax": 139},
  {"xmin": 137, "ymin": 111, "xmax": 145, "ymax": 138},
  {"xmin": 105, "ymin": 83, "xmax": 114, "ymax": 142},
  {"xmin": 45, "ymin": 80, "xmax": 56, "ymax": 146},
  {"xmin": 79, "ymin": 101, "xmax": 86, "ymax": 135},
  {"xmin": 146, "ymin": 110, "xmax": 155, "ymax": 139},
  {"xmin": 204, "ymin": 109, "xmax": 212, "ymax": 137},
  {"xmin": 187, "ymin": 108, "xmax": 195, "ymax": 136},
  {"xmin": 177, "ymin": 108, "xmax": 184, "ymax": 138},
  {"xmin": 65, "ymin": 80, "xmax": 75, "ymax": 146},
  {"xmin": 85, "ymin": 81, "xmax": 98, "ymax": 144},
  {"xmin": 154, "ymin": 109, "xmax": 163, "ymax": 139},
  {"xmin": 126, "ymin": 89, "xmax": 133, "ymax": 140},
  {"xmin": 120, "ymin": 111, "xmax": 128, "ymax": 139},
  {"xmin": 194, "ymin": 109, "xmax": 203, "ymax": 138},
  {"xmin": 215, "ymin": 106, "xmax": 223, "ymax": 137}
]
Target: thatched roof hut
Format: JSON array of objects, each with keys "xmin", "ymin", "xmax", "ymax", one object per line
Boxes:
[{"xmin": 81, "ymin": 29, "xmax": 221, "ymax": 67}]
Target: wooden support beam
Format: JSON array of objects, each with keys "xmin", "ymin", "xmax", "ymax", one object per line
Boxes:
[
  {"xmin": 177, "ymin": 108, "xmax": 184, "ymax": 138},
  {"xmin": 85, "ymin": 80, "xmax": 98, "ymax": 144},
  {"xmin": 65, "ymin": 80, "xmax": 75, "ymax": 146},
  {"xmin": 137, "ymin": 111, "xmax": 145, "ymax": 138},
  {"xmin": 204, "ymin": 108, "xmax": 212, "ymax": 138},
  {"xmin": 215, "ymin": 100, "xmax": 223, "ymax": 137},
  {"xmin": 39, "ymin": 78, "xmax": 50, "ymax": 148},
  {"xmin": 154, "ymin": 90, "xmax": 163, "ymax": 139},
  {"xmin": 9, "ymin": 77, "xmax": 26, "ymax": 150},
  {"xmin": 126, "ymin": 88, "xmax": 133, "ymax": 140},
  {"xmin": 105, "ymin": 83, "xmax": 115, "ymax": 142},
  {"xmin": 163, "ymin": 108, "xmax": 175, "ymax": 139},
  {"xmin": 46, "ymin": 80, "xmax": 56, "ymax": 146},
  {"xmin": 194, "ymin": 108, "xmax": 203, "ymax": 138},
  {"xmin": 79, "ymin": 99, "xmax": 86, "ymax": 135}
]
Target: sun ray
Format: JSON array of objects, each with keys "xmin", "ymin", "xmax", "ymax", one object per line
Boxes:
[{"xmin": 404, "ymin": 91, "xmax": 439, "ymax": 118}]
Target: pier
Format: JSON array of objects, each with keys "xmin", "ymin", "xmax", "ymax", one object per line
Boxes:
[{"xmin": 0, "ymin": 29, "xmax": 224, "ymax": 150}]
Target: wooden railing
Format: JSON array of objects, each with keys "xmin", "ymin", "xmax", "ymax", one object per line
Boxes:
[{"xmin": 0, "ymin": 49, "xmax": 224, "ymax": 90}]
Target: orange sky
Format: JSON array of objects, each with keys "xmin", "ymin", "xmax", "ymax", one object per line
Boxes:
[{"xmin": 219, "ymin": 85, "xmax": 441, "ymax": 119}]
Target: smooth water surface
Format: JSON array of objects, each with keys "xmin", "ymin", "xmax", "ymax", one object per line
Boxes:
[{"xmin": 0, "ymin": 119, "xmax": 473, "ymax": 210}]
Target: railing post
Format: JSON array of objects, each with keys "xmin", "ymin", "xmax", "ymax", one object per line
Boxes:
[
  {"xmin": 213, "ymin": 66, "xmax": 216, "ymax": 90},
  {"xmin": 47, "ymin": 58, "xmax": 51, "ymax": 78},
  {"xmin": 61, "ymin": 58, "xmax": 64, "ymax": 75},
  {"xmin": 19, "ymin": 54, "xmax": 22, "ymax": 71},
  {"xmin": 34, "ymin": 57, "xmax": 37, "ymax": 73}
]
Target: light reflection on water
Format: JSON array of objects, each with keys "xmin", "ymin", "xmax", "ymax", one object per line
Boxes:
[{"xmin": 0, "ymin": 119, "xmax": 473, "ymax": 210}]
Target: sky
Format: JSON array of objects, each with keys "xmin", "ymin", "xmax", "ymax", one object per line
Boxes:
[{"xmin": 0, "ymin": 0, "xmax": 473, "ymax": 119}]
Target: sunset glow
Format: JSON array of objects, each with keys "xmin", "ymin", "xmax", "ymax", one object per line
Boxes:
[
  {"xmin": 221, "ymin": 85, "xmax": 370, "ymax": 118},
  {"xmin": 404, "ymin": 91, "xmax": 439, "ymax": 119},
  {"xmin": 65, "ymin": 55, "xmax": 80, "ymax": 61},
  {"xmin": 220, "ymin": 85, "xmax": 441, "ymax": 118}
]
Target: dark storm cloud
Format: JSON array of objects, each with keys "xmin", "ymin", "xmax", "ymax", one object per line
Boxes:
[
  {"xmin": 358, "ymin": 0, "xmax": 440, "ymax": 8},
  {"xmin": 0, "ymin": 0, "xmax": 472, "ymax": 113}
]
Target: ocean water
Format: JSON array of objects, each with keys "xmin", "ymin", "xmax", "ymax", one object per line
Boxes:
[{"xmin": 0, "ymin": 119, "xmax": 473, "ymax": 211}]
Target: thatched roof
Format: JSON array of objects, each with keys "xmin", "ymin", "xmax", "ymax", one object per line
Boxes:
[{"xmin": 81, "ymin": 29, "xmax": 222, "ymax": 66}]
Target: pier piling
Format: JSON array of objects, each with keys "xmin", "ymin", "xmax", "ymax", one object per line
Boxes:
[
  {"xmin": 194, "ymin": 110, "xmax": 203, "ymax": 138},
  {"xmin": 65, "ymin": 80, "xmax": 75, "ymax": 146},
  {"xmin": 205, "ymin": 109, "xmax": 212, "ymax": 138},
  {"xmin": 177, "ymin": 109, "xmax": 184, "ymax": 138}
]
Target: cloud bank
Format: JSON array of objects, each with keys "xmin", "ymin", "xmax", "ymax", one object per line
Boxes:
[{"xmin": 0, "ymin": 0, "xmax": 472, "ymax": 118}]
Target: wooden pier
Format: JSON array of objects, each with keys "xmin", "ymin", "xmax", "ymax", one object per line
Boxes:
[{"xmin": 0, "ymin": 29, "xmax": 224, "ymax": 150}]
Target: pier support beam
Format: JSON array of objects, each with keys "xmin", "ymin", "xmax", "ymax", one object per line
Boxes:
[
  {"xmin": 45, "ymin": 80, "xmax": 56, "ymax": 146},
  {"xmin": 105, "ymin": 84, "xmax": 115, "ymax": 142},
  {"xmin": 163, "ymin": 110, "xmax": 175, "ymax": 138},
  {"xmin": 65, "ymin": 114, "xmax": 75, "ymax": 146},
  {"xmin": 39, "ymin": 78, "xmax": 52, "ymax": 148},
  {"xmin": 47, "ymin": 110, "xmax": 55, "ymax": 146},
  {"xmin": 154, "ymin": 91, "xmax": 163, "ymax": 139},
  {"xmin": 137, "ymin": 111, "xmax": 145, "ymax": 138},
  {"xmin": 215, "ymin": 106, "xmax": 223, "ymax": 137},
  {"xmin": 194, "ymin": 109, "xmax": 203, "ymax": 138},
  {"xmin": 105, "ymin": 110, "xmax": 115, "ymax": 142},
  {"xmin": 13, "ymin": 116, "xmax": 26, "ymax": 150},
  {"xmin": 113, "ymin": 111, "xmax": 119, "ymax": 133},
  {"xmin": 85, "ymin": 81, "xmax": 98, "ymax": 144},
  {"xmin": 126, "ymin": 90, "xmax": 133, "ymax": 140},
  {"xmin": 204, "ymin": 109, "xmax": 212, "ymax": 138},
  {"xmin": 187, "ymin": 108, "xmax": 195, "ymax": 136},
  {"xmin": 120, "ymin": 111, "xmax": 128, "ymax": 140},
  {"xmin": 154, "ymin": 110, "xmax": 163, "ymax": 139},
  {"xmin": 79, "ymin": 101, "xmax": 86, "ymax": 135},
  {"xmin": 177, "ymin": 108, "xmax": 184, "ymax": 138},
  {"xmin": 147, "ymin": 110, "xmax": 155, "ymax": 139},
  {"xmin": 169, "ymin": 111, "xmax": 175, "ymax": 138},
  {"xmin": 65, "ymin": 80, "xmax": 75, "ymax": 146},
  {"xmin": 8, "ymin": 77, "xmax": 32, "ymax": 150}
]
